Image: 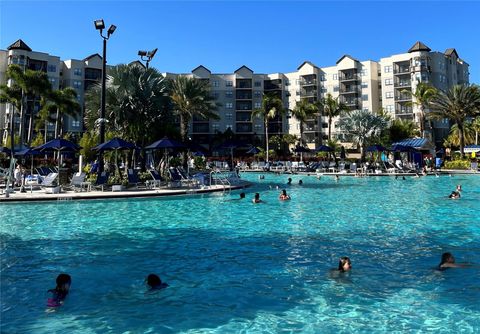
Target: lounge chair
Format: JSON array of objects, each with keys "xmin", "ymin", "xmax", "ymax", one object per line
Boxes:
[
  {"xmin": 93, "ymin": 171, "xmax": 109, "ymax": 191},
  {"xmin": 41, "ymin": 172, "xmax": 59, "ymax": 193},
  {"xmin": 35, "ymin": 167, "xmax": 50, "ymax": 176},
  {"xmin": 63, "ymin": 172, "xmax": 86, "ymax": 192},
  {"xmin": 147, "ymin": 170, "xmax": 166, "ymax": 189},
  {"xmin": 127, "ymin": 169, "xmax": 144, "ymax": 188}
]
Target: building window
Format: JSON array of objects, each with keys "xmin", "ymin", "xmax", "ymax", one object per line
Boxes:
[
  {"xmin": 385, "ymin": 78, "xmax": 393, "ymax": 85},
  {"xmin": 333, "ymin": 74, "xmax": 338, "ymax": 80},
  {"xmin": 385, "ymin": 91, "xmax": 393, "ymax": 98},
  {"xmin": 212, "ymin": 80, "xmax": 219, "ymax": 87},
  {"xmin": 361, "ymin": 69, "xmax": 367, "ymax": 76},
  {"xmin": 226, "ymin": 124, "xmax": 233, "ymax": 130},
  {"xmin": 320, "ymin": 75, "xmax": 326, "ymax": 81},
  {"xmin": 361, "ymin": 82, "xmax": 368, "ymax": 88},
  {"xmin": 254, "ymin": 81, "xmax": 262, "ymax": 87},
  {"xmin": 47, "ymin": 65, "xmax": 57, "ymax": 72},
  {"xmin": 285, "ymin": 80, "xmax": 290, "ymax": 86},
  {"xmin": 226, "ymin": 102, "xmax": 233, "ymax": 109},
  {"xmin": 73, "ymin": 80, "xmax": 82, "ymax": 88},
  {"xmin": 226, "ymin": 112, "xmax": 233, "ymax": 120},
  {"xmin": 254, "ymin": 91, "xmax": 262, "ymax": 98},
  {"xmin": 384, "ymin": 66, "xmax": 392, "ymax": 73},
  {"xmin": 362, "ymin": 94, "xmax": 368, "ymax": 101},
  {"xmin": 226, "ymin": 81, "xmax": 233, "ymax": 87},
  {"xmin": 254, "ymin": 102, "xmax": 261, "ymax": 109},
  {"xmin": 74, "ymin": 68, "xmax": 82, "ymax": 76},
  {"xmin": 385, "ymin": 105, "xmax": 394, "ymax": 112},
  {"xmin": 254, "ymin": 124, "xmax": 262, "ymax": 131},
  {"xmin": 225, "ymin": 91, "xmax": 233, "ymax": 98},
  {"xmin": 211, "ymin": 92, "xmax": 219, "ymax": 99},
  {"xmin": 212, "ymin": 123, "xmax": 220, "ymax": 131},
  {"xmin": 49, "ymin": 78, "xmax": 56, "ymax": 85}
]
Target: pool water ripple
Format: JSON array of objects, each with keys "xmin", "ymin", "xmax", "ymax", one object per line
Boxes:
[{"xmin": 1, "ymin": 173, "xmax": 479, "ymax": 333}]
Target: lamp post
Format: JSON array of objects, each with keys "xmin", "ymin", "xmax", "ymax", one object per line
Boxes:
[
  {"xmin": 137, "ymin": 48, "xmax": 158, "ymax": 69},
  {"xmin": 94, "ymin": 19, "xmax": 116, "ymax": 172}
]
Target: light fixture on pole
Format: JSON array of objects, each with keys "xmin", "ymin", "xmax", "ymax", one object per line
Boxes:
[
  {"xmin": 94, "ymin": 18, "xmax": 116, "ymax": 172},
  {"xmin": 137, "ymin": 48, "xmax": 158, "ymax": 69}
]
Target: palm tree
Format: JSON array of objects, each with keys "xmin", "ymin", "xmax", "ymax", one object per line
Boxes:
[
  {"xmin": 169, "ymin": 76, "xmax": 219, "ymax": 143},
  {"xmin": 290, "ymin": 99, "xmax": 318, "ymax": 146},
  {"xmin": 388, "ymin": 119, "xmax": 420, "ymax": 143},
  {"xmin": 0, "ymin": 84, "xmax": 22, "ymax": 151},
  {"xmin": 404, "ymin": 82, "xmax": 437, "ymax": 138},
  {"xmin": 472, "ymin": 117, "xmax": 480, "ymax": 145},
  {"xmin": 41, "ymin": 87, "xmax": 81, "ymax": 138},
  {"xmin": 444, "ymin": 122, "xmax": 476, "ymax": 147},
  {"xmin": 428, "ymin": 84, "xmax": 480, "ymax": 157},
  {"xmin": 317, "ymin": 93, "xmax": 349, "ymax": 141},
  {"xmin": 5, "ymin": 64, "xmax": 52, "ymax": 146},
  {"xmin": 337, "ymin": 109, "xmax": 389, "ymax": 161},
  {"xmin": 251, "ymin": 92, "xmax": 284, "ymax": 162}
]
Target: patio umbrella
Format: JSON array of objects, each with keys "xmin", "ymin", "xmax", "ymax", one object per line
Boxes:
[
  {"xmin": 366, "ymin": 144, "xmax": 387, "ymax": 152},
  {"xmin": 246, "ymin": 146, "xmax": 261, "ymax": 155},
  {"xmin": 93, "ymin": 138, "xmax": 137, "ymax": 178},
  {"xmin": 293, "ymin": 145, "xmax": 311, "ymax": 162},
  {"xmin": 218, "ymin": 139, "xmax": 248, "ymax": 169},
  {"xmin": 14, "ymin": 148, "xmax": 41, "ymax": 176},
  {"xmin": 145, "ymin": 137, "xmax": 186, "ymax": 171},
  {"xmin": 314, "ymin": 145, "xmax": 333, "ymax": 152},
  {"xmin": 34, "ymin": 138, "xmax": 81, "ymax": 173}
]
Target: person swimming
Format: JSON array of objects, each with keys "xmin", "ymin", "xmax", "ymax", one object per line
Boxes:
[
  {"xmin": 338, "ymin": 257, "xmax": 352, "ymax": 272},
  {"xmin": 298, "ymin": 180, "xmax": 303, "ymax": 185},
  {"xmin": 146, "ymin": 274, "xmax": 169, "ymax": 289},
  {"xmin": 239, "ymin": 192, "xmax": 245, "ymax": 199},
  {"xmin": 438, "ymin": 252, "xmax": 471, "ymax": 270},
  {"xmin": 448, "ymin": 191, "xmax": 460, "ymax": 199},
  {"xmin": 252, "ymin": 192, "xmax": 263, "ymax": 203},
  {"xmin": 47, "ymin": 273, "xmax": 71, "ymax": 307},
  {"xmin": 279, "ymin": 189, "xmax": 290, "ymax": 201},
  {"xmin": 287, "ymin": 178, "xmax": 292, "ymax": 185}
]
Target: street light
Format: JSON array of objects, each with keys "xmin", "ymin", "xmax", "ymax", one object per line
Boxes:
[
  {"xmin": 94, "ymin": 18, "xmax": 116, "ymax": 172},
  {"xmin": 137, "ymin": 48, "xmax": 158, "ymax": 69}
]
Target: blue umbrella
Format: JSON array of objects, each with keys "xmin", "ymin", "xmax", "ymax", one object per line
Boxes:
[
  {"xmin": 15, "ymin": 148, "xmax": 41, "ymax": 156},
  {"xmin": 92, "ymin": 137, "xmax": 136, "ymax": 151},
  {"xmin": 145, "ymin": 137, "xmax": 185, "ymax": 150},
  {"xmin": 294, "ymin": 145, "xmax": 311, "ymax": 153},
  {"xmin": 246, "ymin": 146, "xmax": 261, "ymax": 155},
  {"xmin": 315, "ymin": 145, "xmax": 333, "ymax": 152},
  {"xmin": 34, "ymin": 138, "xmax": 80, "ymax": 152},
  {"xmin": 366, "ymin": 144, "xmax": 387, "ymax": 152}
]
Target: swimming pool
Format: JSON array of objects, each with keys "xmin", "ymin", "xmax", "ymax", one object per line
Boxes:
[{"xmin": 1, "ymin": 173, "xmax": 479, "ymax": 333}]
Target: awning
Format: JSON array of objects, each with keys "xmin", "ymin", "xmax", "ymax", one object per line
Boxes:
[{"xmin": 392, "ymin": 138, "xmax": 434, "ymax": 150}]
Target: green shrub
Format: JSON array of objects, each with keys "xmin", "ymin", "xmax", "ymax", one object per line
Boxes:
[{"xmin": 444, "ymin": 160, "xmax": 471, "ymax": 170}]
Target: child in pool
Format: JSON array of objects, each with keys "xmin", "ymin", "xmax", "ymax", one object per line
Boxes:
[
  {"xmin": 47, "ymin": 274, "xmax": 71, "ymax": 307},
  {"xmin": 146, "ymin": 274, "xmax": 169, "ymax": 289}
]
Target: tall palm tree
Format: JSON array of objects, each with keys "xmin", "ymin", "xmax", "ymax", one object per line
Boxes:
[
  {"xmin": 251, "ymin": 92, "xmax": 284, "ymax": 162},
  {"xmin": 0, "ymin": 84, "xmax": 22, "ymax": 151},
  {"xmin": 428, "ymin": 84, "xmax": 480, "ymax": 157},
  {"xmin": 388, "ymin": 119, "xmax": 420, "ymax": 143},
  {"xmin": 404, "ymin": 82, "xmax": 437, "ymax": 138},
  {"xmin": 337, "ymin": 109, "xmax": 389, "ymax": 161},
  {"xmin": 290, "ymin": 99, "xmax": 318, "ymax": 146},
  {"xmin": 40, "ymin": 87, "xmax": 81, "ymax": 138},
  {"xmin": 317, "ymin": 93, "xmax": 349, "ymax": 141},
  {"xmin": 6, "ymin": 64, "xmax": 52, "ymax": 146},
  {"xmin": 444, "ymin": 122, "xmax": 476, "ymax": 147},
  {"xmin": 169, "ymin": 76, "xmax": 219, "ymax": 143},
  {"xmin": 472, "ymin": 117, "xmax": 480, "ymax": 145}
]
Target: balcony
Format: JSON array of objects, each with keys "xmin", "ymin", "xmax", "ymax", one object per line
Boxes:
[
  {"xmin": 192, "ymin": 123, "xmax": 210, "ymax": 133},
  {"xmin": 236, "ymin": 112, "xmax": 252, "ymax": 122},
  {"xmin": 394, "ymin": 80, "xmax": 411, "ymax": 88},
  {"xmin": 236, "ymin": 91, "xmax": 252, "ymax": 100},
  {"xmin": 339, "ymin": 85, "xmax": 360, "ymax": 94},
  {"xmin": 410, "ymin": 65, "xmax": 431, "ymax": 73},
  {"xmin": 236, "ymin": 102, "xmax": 252, "ymax": 111},
  {"xmin": 394, "ymin": 66, "xmax": 410, "ymax": 75},
  {"xmin": 339, "ymin": 73, "xmax": 359, "ymax": 82},
  {"xmin": 395, "ymin": 107, "xmax": 413, "ymax": 115},
  {"xmin": 236, "ymin": 79, "xmax": 252, "ymax": 89},
  {"xmin": 236, "ymin": 123, "xmax": 253, "ymax": 133},
  {"xmin": 300, "ymin": 89, "xmax": 317, "ymax": 97},
  {"xmin": 300, "ymin": 78, "xmax": 317, "ymax": 86},
  {"xmin": 395, "ymin": 94, "xmax": 411, "ymax": 102}
]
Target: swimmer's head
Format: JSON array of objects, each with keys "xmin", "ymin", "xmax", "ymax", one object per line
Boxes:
[
  {"xmin": 146, "ymin": 274, "xmax": 162, "ymax": 288},
  {"xmin": 56, "ymin": 273, "xmax": 71, "ymax": 292},
  {"xmin": 338, "ymin": 257, "xmax": 351, "ymax": 272},
  {"xmin": 254, "ymin": 193, "xmax": 260, "ymax": 200},
  {"xmin": 440, "ymin": 252, "xmax": 455, "ymax": 265},
  {"xmin": 282, "ymin": 189, "xmax": 287, "ymax": 196},
  {"xmin": 240, "ymin": 192, "xmax": 245, "ymax": 199}
]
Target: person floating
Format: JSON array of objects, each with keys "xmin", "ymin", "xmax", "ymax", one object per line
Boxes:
[
  {"xmin": 252, "ymin": 192, "xmax": 263, "ymax": 203},
  {"xmin": 338, "ymin": 257, "xmax": 352, "ymax": 272},
  {"xmin": 146, "ymin": 274, "xmax": 169, "ymax": 289},
  {"xmin": 47, "ymin": 273, "xmax": 71, "ymax": 308},
  {"xmin": 438, "ymin": 252, "xmax": 471, "ymax": 270},
  {"xmin": 279, "ymin": 189, "xmax": 291, "ymax": 201}
]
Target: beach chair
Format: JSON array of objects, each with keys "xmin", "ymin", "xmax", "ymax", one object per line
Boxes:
[
  {"xmin": 63, "ymin": 172, "xmax": 86, "ymax": 192},
  {"xmin": 147, "ymin": 170, "xmax": 166, "ymax": 189},
  {"xmin": 127, "ymin": 169, "xmax": 144, "ymax": 188},
  {"xmin": 35, "ymin": 167, "xmax": 50, "ymax": 176},
  {"xmin": 93, "ymin": 171, "xmax": 109, "ymax": 191},
  {"xmin": 40, "ymin": 173, "xmax": 59, "ymax": 193}
]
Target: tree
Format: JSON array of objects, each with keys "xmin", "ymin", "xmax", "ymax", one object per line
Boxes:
[
  {"xmin": 404, "ymin": 82, "xmax": 437, "ymax": 138},
  {"xmin": 0, "ymin": 83, "xmax": 22, "ymax": 151},
  {"xmin": 472, "ymin": 117, "xmax": 480, "ymax": 145},
  {"xmin": 251, "ymin": 92, "xmax": 284, "ymax": 162},
  {"xmin": 317, "ymin": 93, "xmax": 349, "ymax": 141},
  {"xmin": 290, "ymin": 99, "xmax": 318, "ymax": 146},
  {"xmin": 40, "ymin": 87, "xmax": 81, "ymax": 138},
  {"xmin": 444, "ymin": 122, "xmax": 476, "ymax": 147},
  {"xmin": 428, "ymin": 84, "xmax": 480, "ymax": 157},
  {"xmin": 5, "ymin": 64, "xmax": 52, "ymax": 146},
  {"xmin": 337, "ymin": 109, "xmax": 389, "ymax": 161},
  {"xmin": 388, "ymin": 119, "xmax": 420, "ymax": 143}
]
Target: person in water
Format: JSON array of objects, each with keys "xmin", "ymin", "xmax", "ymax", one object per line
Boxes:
[
  {"xmin": 298, "ymin": 180, "xmax": 303, "ymax": 185},
  {"xmin": 279, "ymin": 189, "xmax": 290, "ymax": 201},
  {"xmin": 456, "ymin": 184, "xmax": 462, "ymax": 192},
  {"xmin": 438, "ymin": 252, "xmax": 470, "ymax": 270},
  {"xmin": 448, "ymin": 191, "xmax": 461, "ymax": 199},
  {"xmin": 338, "ymin": 257, "xmax": 352, "ymax": 272},
  {"xmin": 146, "ymin": 274, "xmax": 169, "ymax": 289},
  {"xmin": 287, "ymin": 178, "xmax": 292, "ymax": 185},
  {"xmin": 47, "ymin": 273, "xmax": 71, "ymax": 307},
  {"xmin": 252, "ymin": 193, "xmax": 263, "ymax": 203}
]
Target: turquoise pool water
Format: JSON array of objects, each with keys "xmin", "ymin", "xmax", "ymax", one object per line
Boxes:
[{"xmin": 1, "ymin": 173, "xmax": 479, "ymax": 333}]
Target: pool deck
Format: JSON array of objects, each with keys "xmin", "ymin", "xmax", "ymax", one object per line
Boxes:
[{"xmin": 0, "ymin": 182, "xmax": 251, "ymax": 203}]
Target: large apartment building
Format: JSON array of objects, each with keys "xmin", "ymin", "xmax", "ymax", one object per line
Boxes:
[
  {"xmin": 0, "ymin": 39, "xmax": 102, "ymax": 144},
  {"xmin": 1, "ymin": 40, "xmax": 470, "ymax": 150}
]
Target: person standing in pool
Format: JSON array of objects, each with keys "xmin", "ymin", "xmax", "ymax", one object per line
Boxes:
[
  {"xmin": 252, "ymin": 193, "xmax": 263, "ymax": 203},
  {"xmin": 338, "ymin": 257, "xmax": 351, "ymax": 272},
  {"xmin": 438, "ymin": 252, "xmax": 471, "ymax": 270},
  {"xmin": 47, "ymin": 274, "xmax": 71, "ymax": 307},
  {"xmin": 146, "ymin": 274, "xmax": 169, "ymax": 289},
  {"xmin": 287, "ymin": 178, "xmax": 292, "ymax": 185},
  {"xmin": 279, "ymin": 189, "xmax": 290, "ymax": 201}
]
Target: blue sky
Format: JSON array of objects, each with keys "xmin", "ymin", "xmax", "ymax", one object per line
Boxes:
[{"xmin": 1, "ymin": 1, "xmax": 479, "ymax": 83}]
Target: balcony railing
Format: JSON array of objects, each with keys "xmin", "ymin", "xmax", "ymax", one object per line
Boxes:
[
  {"xmin": 236, "ymin": 124, "xmax": 253, "ymax": 133},
  {"xmin": 301, "ymin": 89, "xmax": 317, "ymax": 97},
  {"xmin": 236, "ymin": 92, "xmax": 252, "ymax": 100},
  {"xmin": 236, "ymin": 112, "xmax": 252, "ymax": 122},
  {"xmin": 394, "ymin": 80, "xmax": 411, "ymax": 88},
  {"xmin": 394, "ymin": 66, "xmax": 410, "ymax": 74},
  {"xmin": 410, "ymin": 65, "xmax": 431, "ymax": 73},
  {"xmin": 339, "ymin": 86, "xmax": 361, "ymax": 94},
  {"xmin": 395, "ymin": 94, "xmax": 411, "ymax": 101},
  {"xmin": 395, "ymin": 107, "xmax": 413, "ymax": 115},
  {"xmin": 339, "ymin": 74, "xmax": 359, "ymax": 81},
  {"xmin": 300, "ymin": 79, "xmax": 317, "ymax": 86}
]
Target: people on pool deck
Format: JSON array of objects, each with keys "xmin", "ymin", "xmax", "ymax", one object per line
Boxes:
[
  {"xmin": 298, "ymin": 180, "xmax": 303, "ymax": 185},
  {"xmin": 47, "ymin": 273, "xmax": 71, "ymax": 307},
  {"xmin": 279, "ymin": 189, "xmax": 290, "ymax": 201},
  {"xmin": 287, "ymin": 178, "xmax": 292, "ymax": 185},
  {"xmin": 252, "ymin": 193, "xmax": 263, "ymax": 203},
  {"xmin": 338, "ymin": 257, "xmax": 352, "ymax": 272},
  {"xmin": 448, "ymin": 191, "xmax": 461, "ymax": 199},
  {"xmin": 146, "ymin": 274, "xmax": 169, "ymax": 289},
  {"xmin": 438, "ymin": 252, "xmax": 470, "ymax": 270}
]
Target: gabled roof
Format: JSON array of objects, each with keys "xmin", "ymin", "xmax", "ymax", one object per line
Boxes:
[
  {"xmin": 335, "ymin": 55, "xmax": 359, "ymax": 65},
  {"xmin": 234, "ymin": 65, "xmax": 253, "ymax": 73},
  {"xmin": 83, "ymin": 53, "xmax": 102, "ymax": 61},
  {"xmin": 192, "ymin": 65, "xmax": 211, "ymax": 73},
  {"xmin": 7, "ymin": 39, "xmax": 32, "ymax": 52},
  {"xmin": 392, "ymin": 138, "xmax": 433, "ymax": 149},
  {"xmin": 408, "ymin": 41, "xmax": 431, "ymax": 53},
  {"xmin": 129, "ymin": 60, "xmax": 146, "ymax": 69},
  {"xmin": 297, "ymin": 61, "xmax": 318, "ymax": 70},
  {"xmin": 445, "ymin": 48, "xmax": 459, "ymax": 58}
]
